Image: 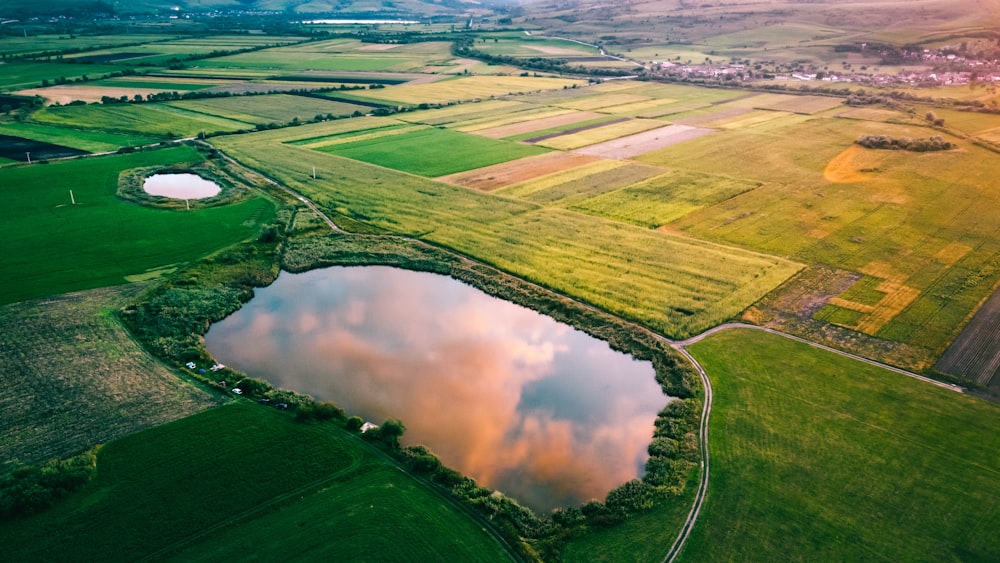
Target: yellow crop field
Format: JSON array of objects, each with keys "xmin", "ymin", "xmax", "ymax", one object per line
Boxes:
[
  {"xmin": 497, "ymin": 159, "xmax": 630, "ymax": 199},
  {"xmin": 535, "ymin": 118, "xmax": 666, "ymax": 150},
  {"xmin": 555, "ymin": 93, "xmax": 653, "ymax": 111},
  {"xmin": 398, "ymin": 100, "xmax": 528, "ymax": 125},
  {"xmin": 598, "ymin": 98, "xmax": 680, "ymax": 116},
  {"xmin": 456, "ymin": 107, "xmax": 576, "ymax": 132},
  {"xmin": 370, "ymin": 75, "xmax": 585, "ymax": 105}
]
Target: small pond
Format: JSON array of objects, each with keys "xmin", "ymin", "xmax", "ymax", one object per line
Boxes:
[
  {"xmin": 143, "ymin": 173, "xmax": 221, "ymax": 199},
  {"xmin": 205, "ymin": 266, "xmax": 666, "ymax": 513}
]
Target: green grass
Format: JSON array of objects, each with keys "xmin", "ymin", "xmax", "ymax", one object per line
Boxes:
[
  {"xmin": 813, "ymin": 303, "xmax": 866, "ymax": 325},
  {"xmin": 0, "ymin": 285, "xmax": 220, "ymax": 468},
  {"xmin": 0, "ymin": 61, "xmax": 121, "ymax": 90},
  {"xmin": 32, "ymin": 103, "xmax": 251, "ymax": 137},
  {"xmin": 572, "ymin": 169, "xmax": 762, "ymax": 228},
  {"xmin": 316, "ymin": 127, "xmax": 550, "ymax": 177},
  {"xmin": 838, "ymin": 274, "xmax": 888, "ymax": 306},
  {"xmin": 682, "ymin": 329, "xmax": 1000, "ymax": 562},
  {"xmin": 0, "ymin": 122, "xmax": 158, "ymax": 153},
  {"xmin": 0, "ymin": 146, "xmax": 276, "ymax": 305},
  {"xmin": 0, "ymin": 33, "xmax": 175, "ymax": 57},
  {"xmin": 168, "ymin": 94, "xmax": 370, "ymax": 125},
  {"xmin": 0, "ymin": 403, "xmax": 512, "ymax": 562},
  {"xmin": 561, "ymin": 471, "xmax": 699, "ymax": 561}
]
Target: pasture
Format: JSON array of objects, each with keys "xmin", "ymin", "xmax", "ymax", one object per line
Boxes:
[
  {"xmin": 0, "ymin": 61, "xmax": 120, "ymax": 90},
  {"xmin": 363, "ymin": 75, "xmax": 585, "ymax": 105},
  {"xmin": 0, "ymin": 285, "xmax": 221, "ymax": 468},
  {"xmin": 64, "ymin": 35, "xmax": 308, "ymax": 66},
  {"xmin": 168, "ymin": 94, "xmax": 370, "ymax": 125},
  {"xmin": 0, "ymin": 146, "xmax": 276, "ymax": 305},
  {"xmin": 316, "ymin": 126, "xmax": 549, "ymax": 177},
  {"xmin": 198, "ymin": 38, "xmax": 453, "ymax": 73},
  {"xmin": 0, "ymin": 122, "xmax": 157, "ymax": 153},
  {"xmin": 682, "ymin": 329, "xmax": 1000, "ymax": 562},
  {"xmin": 32, "ymin": 103, "xmax": 250, "ymax": 137},
  {"xmin": 0, "ymin": 33, "xmax": 174, "ymax": 57},
  {"xmin": 0, "ymin": 403, "xmax": 512, "ymax": 562}
]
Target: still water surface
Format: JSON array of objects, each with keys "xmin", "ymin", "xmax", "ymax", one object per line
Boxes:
[
  {"xmin": 143, "ymin": 173, "xmax": 221, "ymax": 199},
  {"xmin": 205, "ymin": 266, "xmax": 665, "ymax": 512}
]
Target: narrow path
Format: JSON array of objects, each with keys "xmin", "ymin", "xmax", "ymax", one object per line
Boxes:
[{"xmin": 677, "ymin": 323, "xmax": 965, "ymax": 394}]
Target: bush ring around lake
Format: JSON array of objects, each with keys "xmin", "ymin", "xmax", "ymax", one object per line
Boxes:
[{"xmin": 116, "ymin": 160, "xmax": 253, "ymax": 210}]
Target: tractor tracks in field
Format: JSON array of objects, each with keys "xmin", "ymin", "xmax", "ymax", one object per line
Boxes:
[{"xmin": 211, "ymin": 142, "xmax": 965, "ymax": 563}]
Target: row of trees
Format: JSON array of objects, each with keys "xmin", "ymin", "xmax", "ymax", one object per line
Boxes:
[
  {"xmin": 856, "ymin": 134, "xmax": 954, "ymax": 151},
  {"xmin": 0, "ymin": 450, "xmax": 97, "ymax": 519}
]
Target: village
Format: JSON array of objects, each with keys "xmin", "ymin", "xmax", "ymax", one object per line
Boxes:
[{"xmin": 646, "ymin": 44, "xmax": 1000, "ymax": 91}]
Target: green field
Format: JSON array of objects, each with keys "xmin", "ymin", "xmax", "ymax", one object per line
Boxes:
[
  {"xmin": 0, "ymin": 403, "xmax": 512, "ymax": 562},
  {"xmin": 316, "ymin": 126, "xmax": 550, "ymax": 177},
  {"xmin": 215, "ymin": 123, "xmax": 802, "ymax": 337},
  {"xmin": 0, "ymin": 61, "xmax": 121, "ymax": 90},
  {"xmin": 0, "ymin": 285, "xmax": 220, "ymax": 468},
  {"xmin": 0, "ymin": 146, "xmax": 276, "ymax": 305},
  {"xmin": 198, "ymin": 38, "xmax": 452, "ymax": 73},
  {"xmin": 32, "ymin": 102, "xmax": 251, "ymax": 137},
  {"xmin": 641, "ymin": 115, "xmax": 1000, "ymax": 368},
  {"xmin": 0, "ymin": 122, "xmax": 158, "ymax": 153},
  {"xmin": 572, "ymin": 169, "xmax": 761, "ymax": 228},
  {"xmin": 169, "ymin": 94, "xmax": 370, "ymax": 125},
  {"xmin": 681, "ymin": 329, "xmax": 1000, "ymax": 562},
  {"xmin": 0, "ymin": 33, "xmax": 175, "ymax": 57}
]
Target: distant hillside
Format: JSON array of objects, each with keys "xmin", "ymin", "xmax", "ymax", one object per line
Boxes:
[{"xmin": 0, "ymin": 0, "xmax": 509, "ymax": 18}]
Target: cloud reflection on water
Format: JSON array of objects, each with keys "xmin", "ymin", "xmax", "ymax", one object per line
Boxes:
[{"xmin": 206, "ymin": 266, "xmax": 664, "ymax": 513}]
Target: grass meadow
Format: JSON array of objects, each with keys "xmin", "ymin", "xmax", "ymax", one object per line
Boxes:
[
  {"xmin": 0, "ymin": 403, "xmax": 512, "ymax": 562},
  {"xmin": 168, "ymin": 94, "xmax": 370, "ymax": 125},
  {"xmin": 682, "ymin": 329, "xmax": 1000, "ymax": 562},
  {"xmin": 0, "ymin": 121, "xmax": 158, "ymax": 153},
  {"xmin": 32, "ymin": 103, "xmax": 251, "ymax": 137},
  {"xmin": 0, "ymin": 146, "xmax": 275, "ymax": 305},
  {"xmin": 316, "ymin": 126, "xmax": 550, "ymax": 177},
  {"xmin": 0, "ymin": 61, "xmax": 121, "ymax": 90}
]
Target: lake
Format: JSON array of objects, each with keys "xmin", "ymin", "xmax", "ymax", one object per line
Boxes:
[
  {"xmin": 205, "ymin": 266, "xmax": 666, "ymax": 513},
  {"xmin": 143, "ymin": 173, "xmax": 221, "ymax": 199}
]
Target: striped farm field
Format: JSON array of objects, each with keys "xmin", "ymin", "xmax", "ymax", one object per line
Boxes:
[
  {"xmin": 366, "ymin": 75, "xmax": 585, "ymax": 105},
  {"xmin": 598, "ymin": 98, "xmax": 681, "ymax": 116},
  {"xmin": 573, "ymin": 124, "xmax": 717, "ymax": 159},
  {"xmin": 454, "ymin": 106, "xmax": 576, "ymax": 133},
  {"xmin": 398, "ymin": 100, "xmax": 530, "ymax": 126},
  {"xmin": 32, "ymin": 103, "xmax": 250, "ymax": 137},
  {"xmin": 168, "ymin": 94, "xmax": 370, "ymax": 125},
  {"xmin": 295, "ymin": 124, "xmax": 425, "ymax": 149},
  {"xmin": 315, "ymin": 127, "xmax": 549, "ymax": 177},
  {"xmin": 749, "ymin": 93, "xmax": 846, "ymax": 114},
  {"xmin": 215, "ymin": 124, "xmax": 802, "ymax": 337},
  {"xmin": 470, "ymin": 110, "xmax": 606, "ymax": 139},
  {"xmin": 520, "ymin": 162, "xmax": 664, "ymax": 207},
  {"xmin": 700, "ymin": 109, "xmax": 794, "ymax": 130},
  {"xmin": 435, "ymin": 151, "xmax": 604, "ymax": 191},
  {"xmin": 555, "ymin": 93, "xmax": 652, "ymax": 111},
  {"xmin": 534, "ymin": 118, "xmax": 666, "ymax": 150},
  {"xmin": 572, "ymin": 169, "xmax": 761, "ymax": 227},
  {"xmin": 0, "ymin": 122, "xmax": 158, "ymax": 153},
  {"xmin": 496, "ymin": 159, "xmax": 630, "ymax": 199}
]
